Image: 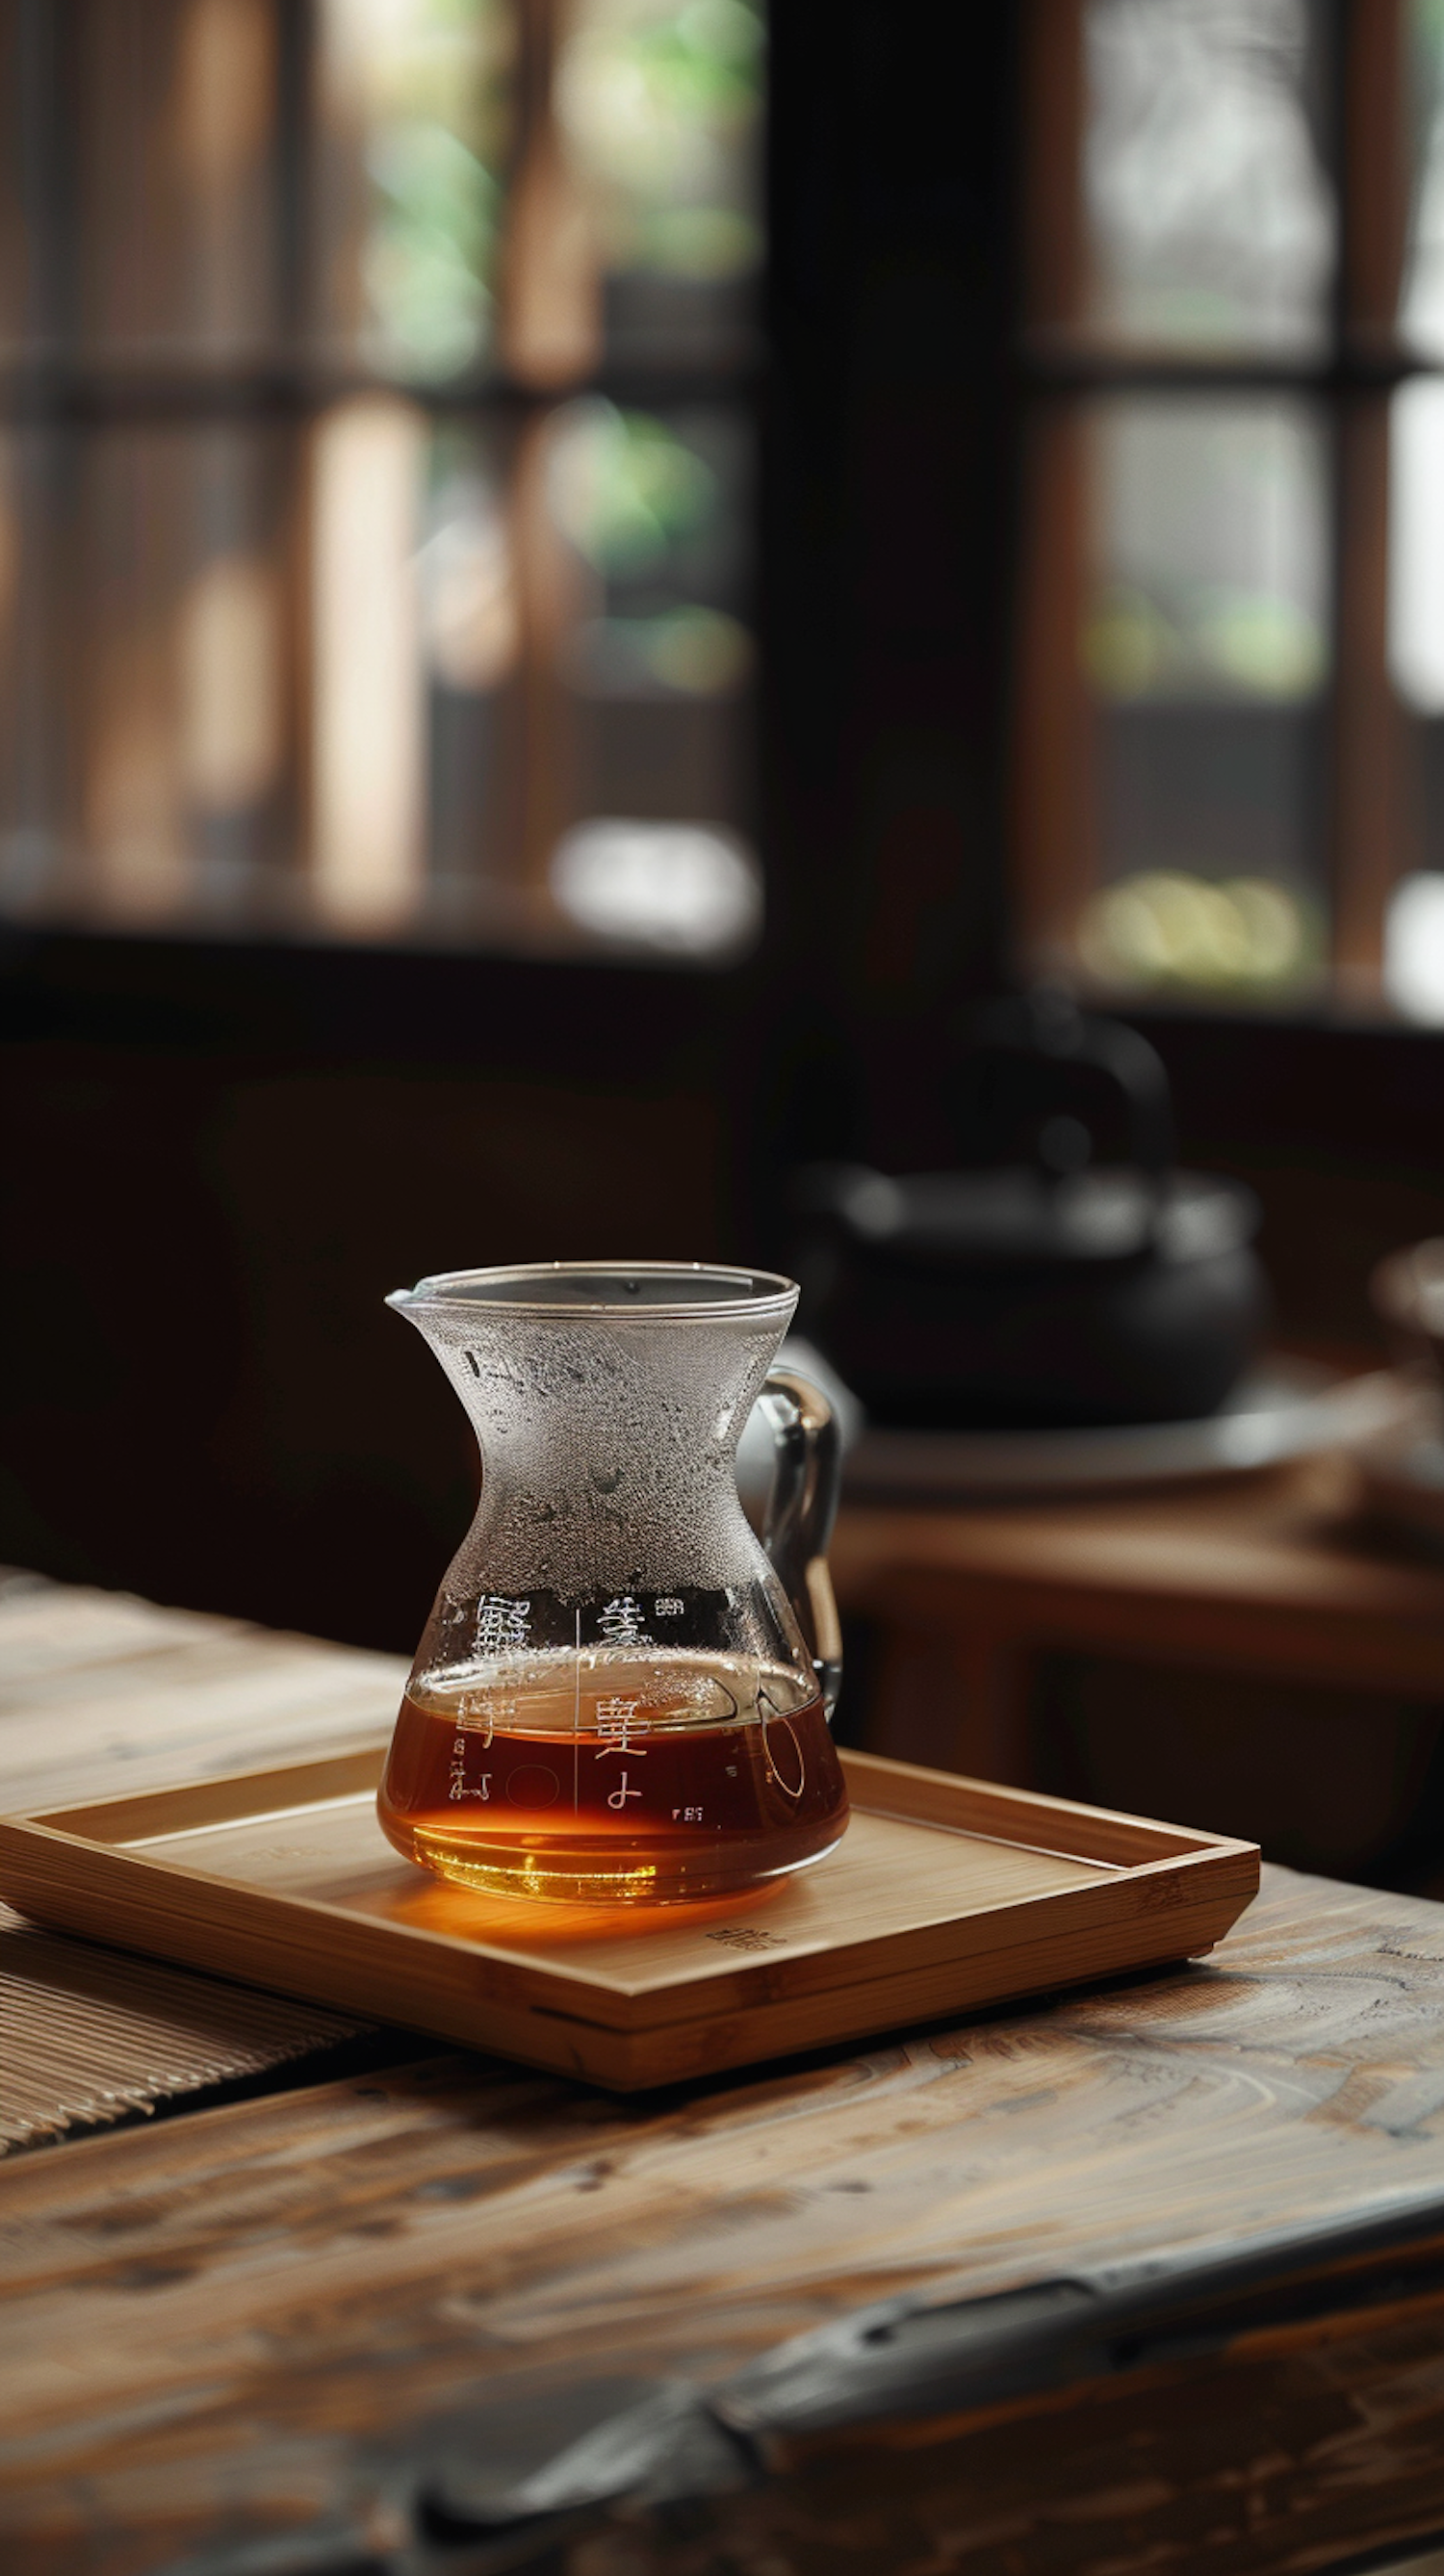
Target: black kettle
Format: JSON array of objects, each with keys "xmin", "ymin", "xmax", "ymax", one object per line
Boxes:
[{"xmin": 792, "ymin": 997, "xmax": 1268, "ymax": 1430}]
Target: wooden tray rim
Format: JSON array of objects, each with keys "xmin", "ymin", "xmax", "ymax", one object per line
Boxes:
[{"xmin": 0, "ymin": 1746, "xmax": 1260, "ymax": 2039}]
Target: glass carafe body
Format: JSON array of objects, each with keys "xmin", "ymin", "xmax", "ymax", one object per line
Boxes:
[{"xmin": 377, "ymin": 1263, "xmax": 847, "ymax": 1903}]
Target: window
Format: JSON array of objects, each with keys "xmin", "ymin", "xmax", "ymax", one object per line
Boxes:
[
  {"xmin": 0, "ymin": 0, "xmax": 764, "ymax": 963},
  {"xmin": 1016, "ymin": 0, "xmax": 1444, "ymax": 1021}
]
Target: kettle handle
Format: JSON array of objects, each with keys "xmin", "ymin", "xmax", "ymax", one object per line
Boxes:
[
  {"xmin": 963, "ymin": 994, "xmax": 1175, "ymax": 1179},
  {"xmin": 758, "ymin": 1368, "xmax": 843, "ymax": 1720}
]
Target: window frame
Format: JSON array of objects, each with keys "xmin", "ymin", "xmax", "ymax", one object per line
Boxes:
[
  {"xmin": 1013, "ymin": 0, "xmax": 1435, "ymax": 1017},
  {"xmin": 0, "ymin": 0, "xmax": 768, "ymax": 960}
]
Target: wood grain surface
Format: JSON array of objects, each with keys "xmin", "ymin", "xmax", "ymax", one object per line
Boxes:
[
  {"xmin": 0, "ymin": 1570, "xmax": 401, "ymax": 2147},
  {"xmin": 6, "ymin": 1575, "xmax": 1444, "ymax": 2576},
  {"xmin": 0, "ymin": 1571, "xmax": 408, "ymax": 1816},
  {"xmin": 9, "ymin": 1863, "xmax": 1444, "ymax": 2572}
]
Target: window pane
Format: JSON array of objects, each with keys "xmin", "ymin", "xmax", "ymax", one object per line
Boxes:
[
  {"xmin": 556, "ymin": 0, "xmax": 764, "ymax": 370},
  {"xmin": 313, "ymin": 0, "xmax": 515, "ymax": 380},
  {"xmin": 0, "ymin": 424, "xmax": 296, "ymax": 924},
  {"xmin": 0, "ymin": 0, "xmax": 284, "ymax": 362},
  {"xmin": 1388, "ymin": 377, "xmax": 1444, "ymax": 713},
  {"xmin": 1385, "ymin": 376, "xmax": 1444, "ymax": 1018},
  {"xmin": 0, "ymin": 8, "xmax": 42, "ymax": 354},
  {"xmin": 0, "ymin": 398, "xmax": 758, "ymax": 955},
  {"xmin": 1403, "ymin": 2, "xmax": 1444, "ymax": 358},
  {"xmin": 1077, "ymin": 394, "xmax": 1329, "ymax": 994},
  {"xmin": 543, "ymin": 396, "xmax": 759, "ymax": 950},
  {"xmin": 309, "ymin": 0, "xmax": 765, "ymax": 385},
  {"xmin": 1081, "ymin": 0, "xmax": 1335, "ymax": 357}
]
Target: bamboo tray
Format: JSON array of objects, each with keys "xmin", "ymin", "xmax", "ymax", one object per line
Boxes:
[{"xmin": 0, "ymin": 1749, "xmax": 1259, "ymax": 2090}]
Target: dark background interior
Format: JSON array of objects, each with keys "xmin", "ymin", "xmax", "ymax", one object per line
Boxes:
[{"xmin": 5, "ymin": 2, "xmax": 1444, "ymax": 1702}]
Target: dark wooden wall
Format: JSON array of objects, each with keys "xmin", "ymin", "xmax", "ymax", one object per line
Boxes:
[
  {"xmin": 1136, "ymin": 1011, "xmax": 1444, "ymax": 1357},
  {"xmin": 0, "ymin": 938, "xmax": 753, "ymax": 1651}
]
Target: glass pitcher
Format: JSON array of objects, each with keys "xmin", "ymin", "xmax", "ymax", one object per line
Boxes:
[{"xmin": 377, "ymin": 1262, "xmax": 848, "ymax": 1903}]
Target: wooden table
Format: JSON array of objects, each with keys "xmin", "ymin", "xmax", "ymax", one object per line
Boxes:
[
  {"xmin": 832, "ymin": 1453, "xmax": 1444, "ymax": 1791},
  {"xmin": 10, "ymin": 1580, "xmax": 1444, "ymax": 2575}
]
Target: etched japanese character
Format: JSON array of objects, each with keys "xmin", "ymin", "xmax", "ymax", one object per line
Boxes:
[
  {"xmin": 595, "ymin": 1695, "xmax": 650, "ymax": 1757},
  {"xmin": 598, "ymin": 1595, "xmax": 647, "ymax": 1647},
  {"xmin": 475, "ymin": 1595, "xmax": 530, "ymax": 1658}
]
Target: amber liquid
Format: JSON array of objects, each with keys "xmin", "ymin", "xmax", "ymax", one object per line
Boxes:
[{"xmin": 377, "ymin": 1653, "xmax": 849, "ymax": 1902}]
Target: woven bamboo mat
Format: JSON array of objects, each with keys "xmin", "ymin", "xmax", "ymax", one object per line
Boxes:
[
  {"xmin": 0, "ymin": 1926, "xmax": 367, "ymax": 2150},
  {"xmin": 0, "ymin": 1568, "xmax": 407, "ymax": 2151}
]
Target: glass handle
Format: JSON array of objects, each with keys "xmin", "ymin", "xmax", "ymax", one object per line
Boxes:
[{"xmin": 758, "ymin": 1368, "xmax": 843, "ymax": 1719}]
